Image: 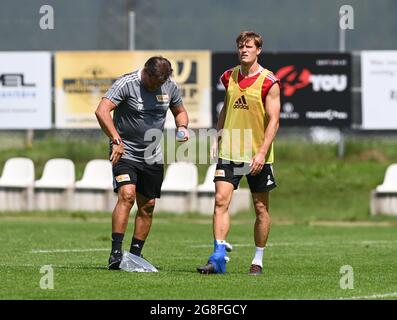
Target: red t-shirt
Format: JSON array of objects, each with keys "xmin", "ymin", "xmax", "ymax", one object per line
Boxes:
[{"xmin": 220, "ymin": 67, "xmax": 280, "ymax": 105}]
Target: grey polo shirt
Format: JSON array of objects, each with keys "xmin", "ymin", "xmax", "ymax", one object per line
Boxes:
[{"xmin": 104, "ymin": 69, "xmax": 183, "ymax": 164}]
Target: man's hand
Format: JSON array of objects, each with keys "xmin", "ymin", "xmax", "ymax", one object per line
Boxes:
[
  {"xmin": 171, "ymin": 105, "xmax": 189, "ymax": 142},
  {"xmin": 110, "ymin": 142, "xmax": 124, "ymax": 165},
  {"xmin": 210, "ymin": 139, "xmax": 218, "ymax": 160},
  {"xmin": 176, "ymin": 126, "xmax": 189, "ymax": 142},
  {"xmin": 249, "ymin": 152, "xmax": 265, "ymax": 176},
  {"xmin": 95, "ymin": 98, "xmax": 124, "ymax": 165}
]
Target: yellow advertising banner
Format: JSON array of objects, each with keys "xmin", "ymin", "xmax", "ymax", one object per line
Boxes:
[
  {"xmin": 55, "ymin": 51, "xmax": 211, "ymax": 128},
  {"xmin": 55, "ymin": 51, "xmax": 134, "ymax": 128}
]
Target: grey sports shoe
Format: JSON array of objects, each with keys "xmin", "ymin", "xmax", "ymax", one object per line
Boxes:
[{"xmin": 197, "ymin": 263, "xmax": 216, "ymax": 274}]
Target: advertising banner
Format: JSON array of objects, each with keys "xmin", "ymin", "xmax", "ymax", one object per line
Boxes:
[
  {"xmin": 55, "ymin": 51, "xmax": 134, "ymax": 128},
  {"xmin": 0, "ymin": 52, "xmax": 51, "ymax": 129},
  {"xmin": 56, "ymin": 51, "xmax": 211, "ymax": 129},
  {"xmin": 212, "ymin": 53, "xmax": 352, "ymax": 127},
  {"xmin": 361, "ymin": 51, "xmax": 397, "ymax": 129},
  {"xmin": 130, "ymin": 51, "xmax": 211, "ymax": 128}
]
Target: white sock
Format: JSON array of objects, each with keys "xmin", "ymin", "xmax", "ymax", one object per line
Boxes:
[
  {"xmin": 251, "ymin": 247, "xmax": 265, "ymax": 267},
  {"xmin": 215, "ymin": 239, "xmax": 226, "ymax": 245}
]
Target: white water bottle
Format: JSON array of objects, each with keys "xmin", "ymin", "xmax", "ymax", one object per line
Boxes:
[{"xmin": 176, "ymin": 130, "xmax": 186, "ymax": 142}]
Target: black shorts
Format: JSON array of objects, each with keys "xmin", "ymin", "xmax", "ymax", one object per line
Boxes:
[
  {"xmin": 213, "ymin": 158, "xmax": 277, "ymax": 193},
  {"xmin": 112, "ymin": 158, "xmax": 164, "ymax": 199}
]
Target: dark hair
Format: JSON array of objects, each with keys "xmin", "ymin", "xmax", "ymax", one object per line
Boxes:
[
  {"xmin": 144, "ymin": 56, "xmax": 173, "ymax": 81},
  {"xmin": 236, "ymin": 31, "xmax": 263, "ymax": 48}
]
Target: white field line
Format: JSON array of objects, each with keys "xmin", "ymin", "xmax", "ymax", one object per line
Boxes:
[
  {"xmin": 31, "ymin": 248, "xmax": 109, "ymax": 254},
  {"xmin": 0, "ymin": 263, "xmax": 97, "ymax": 268},
  {"xmin": 30, "ymin": 239, "xmax": 397, "ymax": 254},
  {"xmin": 191, "ymin": 243, "xmax": 291, "ymax": 248},
  {"xmin": 27, "ymin": 247, "xmax": 397, "ymax": 300},
  {"xmin": 191, "ymin": 239, "xmax": 397, "ymax": 248},
  {"xmin": 338, "ymin": 292, "xmax": 397, "ymax": 300}
]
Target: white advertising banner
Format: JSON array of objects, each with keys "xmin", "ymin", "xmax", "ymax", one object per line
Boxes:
[
  {"xmin": 0, "ymin": 52, "xmax": 52, "ymax": 129},
  {"xmin": 361, "ymin": 51, "xmax": 397, "ymax": 129}
]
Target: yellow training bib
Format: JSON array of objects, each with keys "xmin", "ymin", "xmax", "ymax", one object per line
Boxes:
[{"xmin": 219, "ymin": 66, "xmax": 274, "ymax": 163}]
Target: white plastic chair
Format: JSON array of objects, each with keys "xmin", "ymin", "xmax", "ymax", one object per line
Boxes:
[
  {"xmin": 161, "ymin": 162, "xmax": 198, "ymax": 192},
  {"xmin": 197, "ymin": 163, "xmax": 217, "ymax": 192},
  {"xmin": 34, "ymin": 158, "xmax": 75, "ymax": 188},
  {"xmin": 0, "ymin": 157, "xmax": 35, "ymax": 187},
  {"xmin": 75, "ymin": 159, "xmax": 113, "ymax": 190},
  {"xmin": 376, "ymin": 164, "xmax": 397, "ymax": 193}
]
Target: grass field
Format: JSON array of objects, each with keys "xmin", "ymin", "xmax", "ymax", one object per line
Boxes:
[
  {"xmin": 1, "ymin": 212, "xmax": 396, "ymax": 300},
  {"xmin": 1, "ymin": 135, "xmax": 397, "ymax": 300}
]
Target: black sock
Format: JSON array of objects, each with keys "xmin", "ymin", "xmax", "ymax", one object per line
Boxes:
[
  {"xmin": 130, "ymin": 237, "xmax": 145, "ymax": 256},
  {"xmin": 111, "ymin": 233, "xmax": 124, "ymax": 253}
]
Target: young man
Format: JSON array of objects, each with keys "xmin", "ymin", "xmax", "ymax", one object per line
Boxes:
[
  {"xmin": 197, "ymin": 31, "xmax": 281, "ymax": 275},
  {"xmin": 95, "ymin": 56, "xmax": 189, "ymax": 270}
]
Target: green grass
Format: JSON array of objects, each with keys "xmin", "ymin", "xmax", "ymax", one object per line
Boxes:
[
  {"xmin": 1, "ymin": 134, "xmax": 397, "ymax": 300},
  {"xmin": 268, "ymin": 138, "xmax": 397, "ymax": 222},
  {"xmin": 0, "ymin": 212, "xmax": 396, "ymax": 300}
]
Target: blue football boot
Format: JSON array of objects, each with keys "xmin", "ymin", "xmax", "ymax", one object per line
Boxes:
[{"xmin": 197, "ymin": 241, "xmax": 229, "ymax": 274}]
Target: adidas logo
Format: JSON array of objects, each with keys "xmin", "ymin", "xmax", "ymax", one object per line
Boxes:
[{"xmin": 233, "ymin": 95, "xmax": 249, "ymax": 110}]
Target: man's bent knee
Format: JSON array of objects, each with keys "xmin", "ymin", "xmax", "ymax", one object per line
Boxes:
[
  {"xmin": 138, "ymin": 199, "xmax": 155, "ymax": 216},
  {"xmin": 215, "ymin": 192, "xmax": 230, "ymax": 209},
  {"xmin": 119, "ymin": 188, "xmax": 136, "ymax": 205},
  {"xmin": 253, "ymin": 201, "xmax": 267, "ymax": 213}
]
